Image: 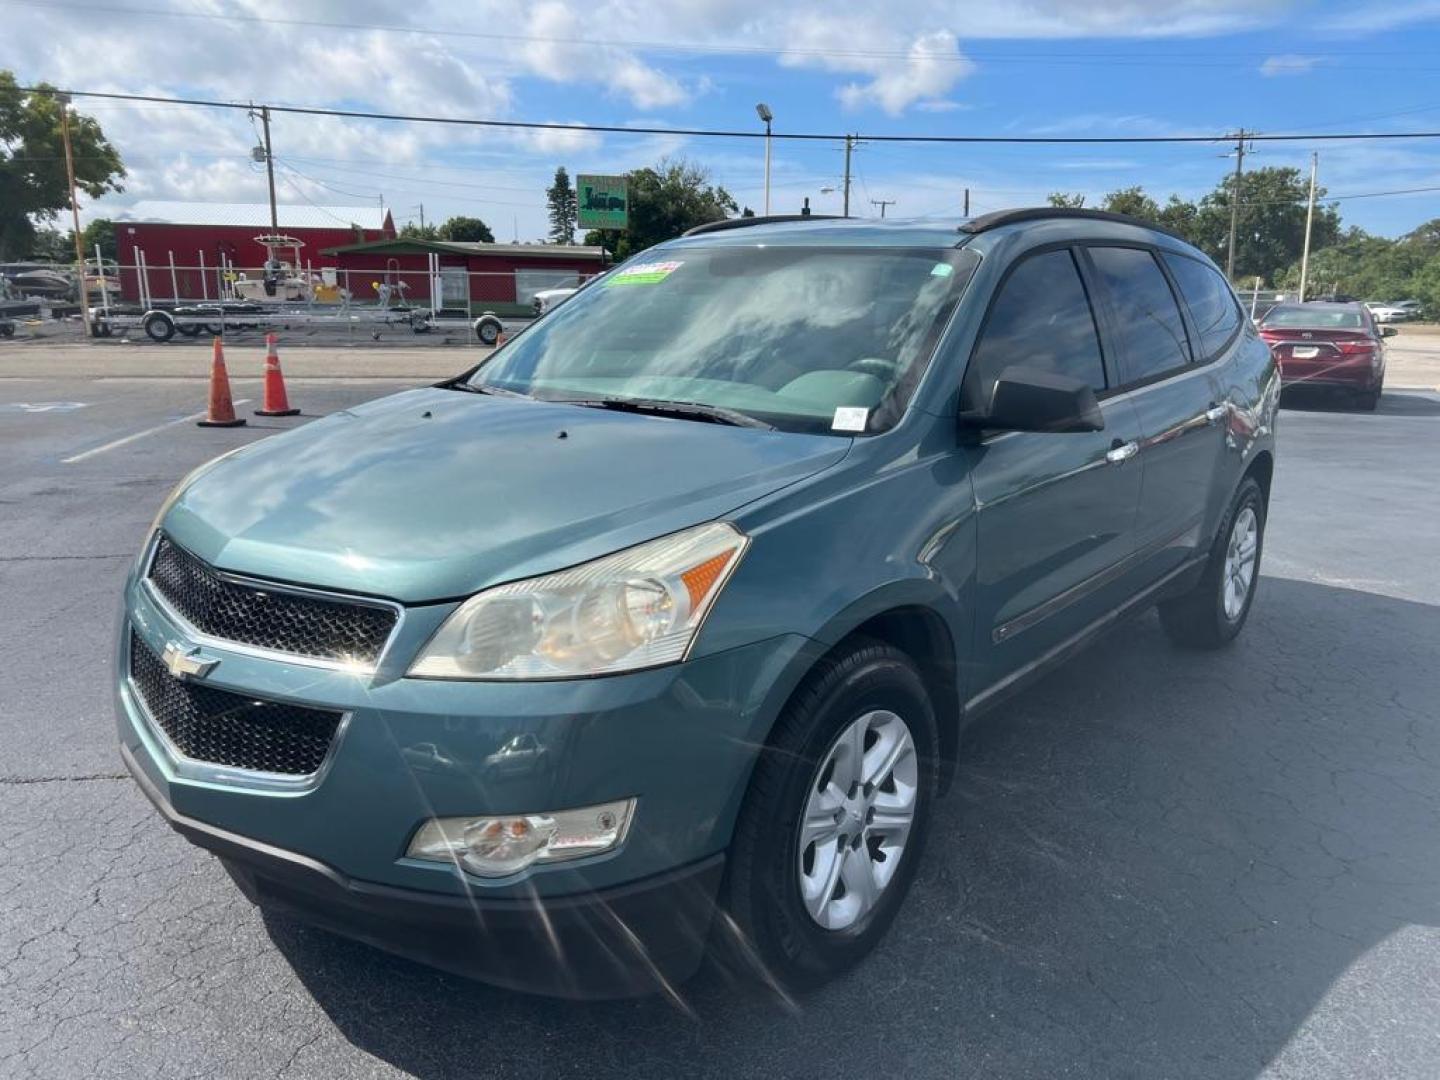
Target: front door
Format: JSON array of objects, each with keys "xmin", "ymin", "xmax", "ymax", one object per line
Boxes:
[{"xmin": 963, "ymin": 248, "xmax": 1144, "ymax": 699}]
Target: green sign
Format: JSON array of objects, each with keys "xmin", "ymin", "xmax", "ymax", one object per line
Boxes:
[{"xmin": 577, "ymin": 174, "xmax": 629, "ymax": 230}]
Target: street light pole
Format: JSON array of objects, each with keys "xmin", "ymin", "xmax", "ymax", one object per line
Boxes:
[
  {"xmin": 756, "ymin": 103, "xmax": 773, "ymax": 216},
  {"xmin": 1299, "ymin": 152, "xmax": 1318, "ymax": 303}
]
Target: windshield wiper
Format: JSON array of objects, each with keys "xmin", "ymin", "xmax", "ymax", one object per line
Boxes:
[
  {"xmin": 444, "ymin": 380, "xmax": 527, "ymax": 398},
  {"xmin": 550, "ymin": 396, "xmax": 775, "ymax": 430}
]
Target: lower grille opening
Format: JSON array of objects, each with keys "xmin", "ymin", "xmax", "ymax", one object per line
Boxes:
[{"xmin": 128, "ymin": 633, "xmax": 343, "ymax": 777}]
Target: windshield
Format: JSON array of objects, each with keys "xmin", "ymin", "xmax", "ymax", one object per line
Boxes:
[
  {"xmin": 470, "ymin": 245, "xmax": 979, "ymax": 434},
  {"xmin": 1262, "ymin": 306, "xmax": 1366, "ymax": 329}
]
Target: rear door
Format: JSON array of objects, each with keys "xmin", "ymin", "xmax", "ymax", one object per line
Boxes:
[
  {"xmin": 965, "ymin": 247, "xmax": 1143, "ymax": 698},
  {"xmin": 1084, "ymin": 246, "xmax": 1227, "ymax": 584}
]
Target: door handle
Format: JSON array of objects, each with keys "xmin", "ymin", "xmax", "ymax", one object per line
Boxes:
[
  {"xmin": 1204, "ymin": 403, "xmax": 1227, "ymax": 425},
  {"xmin": 1106, "ymin": 439, "xmax": 1139, "ymax": 465}
]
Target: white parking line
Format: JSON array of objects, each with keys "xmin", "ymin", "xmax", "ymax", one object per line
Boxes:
[{"xmin": 61, "ymin": 400, "xmax": 252, "ymax": 464}]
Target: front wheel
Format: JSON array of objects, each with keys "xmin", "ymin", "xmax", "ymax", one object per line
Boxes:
[
  {"xmin": 1159, "ymin": 476, "xmax": 1265, "ymax": 649},
  {"xmin": 720, "ymin": 640, "xmax": 939, "ymax": 992}
]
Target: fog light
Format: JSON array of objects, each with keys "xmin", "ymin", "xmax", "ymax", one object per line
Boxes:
[{"xmin": 406, "ymin": 798, "xmax": 635, "ymax": 878}]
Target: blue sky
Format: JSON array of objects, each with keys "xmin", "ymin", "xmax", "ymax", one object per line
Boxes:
[{"xmin": 4, "ymin": 0, "xmax": 1440, "ymax": 240}]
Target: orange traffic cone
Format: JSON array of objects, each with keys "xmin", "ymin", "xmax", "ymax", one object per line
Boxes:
[
  {"xmin": 196, "ymin": 337, "xmax": 246, "ymax": 428},
  {"xmin": 255, "ymin": 333, "xmax": 299, "ymax": 416}
]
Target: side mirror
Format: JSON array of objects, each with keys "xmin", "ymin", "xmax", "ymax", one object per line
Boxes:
[
  {"xmin": 1381, "ymin": 326, "xmax": 1398, "ymax": 338},
  {"xmin": 961, "ymin": 367, "xmax": 1105, "ymax": 434}
]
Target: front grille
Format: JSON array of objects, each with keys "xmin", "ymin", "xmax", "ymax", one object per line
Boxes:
[
  {"xmin": 129, "ymin": 633, "xmax": 342, "ymax": 776},
  {"xmin": 147, "ymin": 534, "xmax": 397, "ymax": 666}
]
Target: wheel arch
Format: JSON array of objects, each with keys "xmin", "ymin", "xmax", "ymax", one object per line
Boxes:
[{"xmin": 1244, "ymin": 448, "xmax": 1274, "ymax": 508}]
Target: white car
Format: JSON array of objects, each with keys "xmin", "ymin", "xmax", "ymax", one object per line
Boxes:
[
  {"xmin": 1365, "ymin": 301, "xmax": 1409, "ymax": 324},
  {"xmin": 531, "ymin": 286, "xmax": 579, "ymax": 316}
]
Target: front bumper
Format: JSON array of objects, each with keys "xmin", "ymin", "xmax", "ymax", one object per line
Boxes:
[
  {"xmin": 116, "ymin": 563, "xmax": 814, "ymax": 994},
  {"xmin": 123, "ymin": 743, "xmax": 724, "ymax": 998}
]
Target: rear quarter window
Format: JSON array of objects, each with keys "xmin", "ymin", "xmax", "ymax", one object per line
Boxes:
[{"xmin": 1164, "ymin": 253, "xmax": 1242, "ymax": 360}]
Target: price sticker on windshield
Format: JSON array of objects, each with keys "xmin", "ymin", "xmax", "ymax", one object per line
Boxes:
[
  {"xmin": 605, "ymin": 260, "xmax": 684, "ymax": 286},
  {"xmin": 832, "ymin": 407, "xmax": 869, "ymax": 432}
]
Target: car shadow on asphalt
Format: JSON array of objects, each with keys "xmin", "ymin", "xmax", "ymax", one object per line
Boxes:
[
  {"xmin": 1282, "ymin": 387, "xmax": 1440, "ymax": 416},
  {"xmin": 261, "ymin": 576, "xmax": 1440, "ymax": 1079}
]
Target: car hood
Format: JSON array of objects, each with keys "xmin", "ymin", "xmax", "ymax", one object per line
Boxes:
[{"xmin": 162, "ymin": 386, "xmax": 850, "ymax": 603}]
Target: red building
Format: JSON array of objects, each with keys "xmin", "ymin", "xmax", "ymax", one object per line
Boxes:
[
  {"xmin": 113, "ymin": 201, "xmax": 394, "ymax": 303},
  {"xmin": 323, "ymin": 237, "xmax": 610, "ymax": 316}
]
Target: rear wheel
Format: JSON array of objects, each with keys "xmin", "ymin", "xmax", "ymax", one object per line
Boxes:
[
  {"xmin": 720, "ymin": 640, "xmax": 939, "ymax": 991},
  {"xmin": 1159, "ymin": 477, "xmax": 1265, "ymax": 649}
]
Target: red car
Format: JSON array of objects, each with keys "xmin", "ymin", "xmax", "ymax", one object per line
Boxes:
[{"xmin": 1258, "ymin": 301, "xmax": 1393, "ymax": 410}]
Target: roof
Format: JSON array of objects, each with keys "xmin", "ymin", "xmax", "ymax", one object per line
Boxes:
[
  {"xmin": 323, "ymin": 237, "xmax": 608, "ymax": 260},
  {"xmin": 666, "ymin": 207, "xmax": 1193, "ymax": 252},
  {"xmin": 114, "ymin": 201, "xmax": 392, "ymax": 230},
  {"xmin": 666, "ymin": 216, "xmax": 969, "ymax": 250}
]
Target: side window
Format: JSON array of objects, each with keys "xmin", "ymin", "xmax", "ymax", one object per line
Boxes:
[
  {"xmin": 1164, "ymin": 253, "xmax": 1241, "ymax": 360},
  {"xmin": 1088, "ymin": 247, "xmax": 1192, "ymax": 385},
  {"xmin": 963, "ymin": 249, "xmax": 1106, "ymax": 408}
]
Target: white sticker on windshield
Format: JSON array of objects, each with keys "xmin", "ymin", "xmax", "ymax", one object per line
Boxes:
[
  {"xmin": 930, "ymin": 262, "xmax": 954, "ymax": 277},
  {"xmin": 832, "ymin": 406, "xmax": 869, "ymax": 432}
]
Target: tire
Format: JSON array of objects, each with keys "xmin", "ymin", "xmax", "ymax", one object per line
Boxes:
[
  {"xmin": 474, "ymin": 317, "xmax": 501, "ymax": 346},
  {"xmin": 142, "ymin": 312, "xmax": 175, "ymax": 343},
  {"xmin": 1159, "ymin": 476, "xmax": 1265, "ymax": 649},
  {"xmin": 720, "ymin": 640, "xmax": 940, "ymax": 992},
  {"xmin": 0, "ymin": 322, "xmax": 13, "ymax": 339},
  {"xmin": 177, "ymin": 323, "xmax": 201, "ymax": 338}
]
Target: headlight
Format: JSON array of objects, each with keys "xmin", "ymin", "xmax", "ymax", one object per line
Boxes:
[{"xmin": 408, "ymin": 521, "xmax": 748, "ymax": 679}]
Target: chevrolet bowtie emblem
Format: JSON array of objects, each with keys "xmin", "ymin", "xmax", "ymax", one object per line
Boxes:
[{"xmin": 162, "ymin": 641, "xmax": 219, "ymax": 680}]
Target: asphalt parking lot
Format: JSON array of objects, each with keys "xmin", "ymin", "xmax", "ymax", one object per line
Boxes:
[{"xmin": 2, "ymin": 344, "xmax": 1439, "ymax": 1079}]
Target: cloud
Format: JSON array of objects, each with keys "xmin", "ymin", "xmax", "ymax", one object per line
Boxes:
[
  {"xmin": 915, "ymin": 99, "xmax": 969, "ymax": 113},
  {"xmin": 513, "ymin": 0, "xmax": 691, "ymax": 109},
  {"xmin": 1317, "ymin": 0, "xmax": 1440, "ymax": 32},
  {"xmin": 1260, "ymin": 54, "xmax": 1321, "ymax": 76},
  {"xmin": 779, "ymin": 23, "xmax": 975, "ymax": 115}
]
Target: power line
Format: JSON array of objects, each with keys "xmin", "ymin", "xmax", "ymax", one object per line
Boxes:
[{"xmin": 21, "ymin": 86, "xmax": 1440, "ymax": 145}]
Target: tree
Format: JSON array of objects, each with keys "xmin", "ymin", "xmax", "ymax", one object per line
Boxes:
[
  {"xmin": 399, "ymin": 221, "xmax": 439, "ymax": 241},
  {"xmin": 1188, "ymin": 166, "xmax": 1340, "ymax": 285},
  {"xmin": 583, "ymin": 159, "xmax": 737, "ymax": 259},
  {"xmin": 1047, "ymin": 192, "xmax": 1086, "ymax": 208},
  {"xmin": 438, "ymin": 215, "xmax": 494, "ymax": 243},
  {"xmin": 545, "ymin": 166, "xmax": 577, "ymax": 244},
  {"xmin": 80, "ymin": 216, "xmax": 115, "ymax": 262},
  {"xmin": 0, "ymin": 73, "xmax": 125, "ymax": 260},
  {"xmin": 1099, "ymin": 186, "xmax": 1162, "ymax": 221},
  {"xmin": 1156, "ymin": 195, "xmax": 1200, "ymax": 242}
]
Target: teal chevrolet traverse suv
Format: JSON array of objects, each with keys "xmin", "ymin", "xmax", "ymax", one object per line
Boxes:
[{"xmin": 116, "ymin": 208, "xmax": 1278, "ymax": 998}]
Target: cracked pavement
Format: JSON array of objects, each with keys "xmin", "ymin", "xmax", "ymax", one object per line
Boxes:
[{"xmin": 2, "ymin": 366, "xmax": 1438, "ymax": 1078}]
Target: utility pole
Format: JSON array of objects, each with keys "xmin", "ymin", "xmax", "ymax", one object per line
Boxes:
[
  {"xmin": 419, "ymin": 203, "xmax": 426, "ymax": 231},
  {"xmin": 963, "ymin": 188, "xmax": 970, "ymax": 217},
  {"xmin": 1225, "ymin": 128, "xmax": 1247, "ymax": 280},
  {"xmin": 1298, "ymin": 151, "xmax": 1318, "ymax": 303},
  {"xmin": 56, "ymin": 93, "xmax": 92, "ymax": 338},
  {"xmin": 871, "ymin": 199, "xmax": 896, "ymax": 218},
  {"xmin": 842, "ymin": 134, "xmax": 855, "ymax": 218},
  {"xmin": 258, "ymin": 105, "xmax": 278, "ymax": 236}
]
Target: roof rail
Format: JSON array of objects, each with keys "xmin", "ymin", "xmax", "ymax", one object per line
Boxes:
[
  {"xmin": 682, "ymin": 213, "xmax": 843, "ymax": 238},
  {"xmin": 959, "ymin": 206, "xmax": 1185, "ymax": 242}
]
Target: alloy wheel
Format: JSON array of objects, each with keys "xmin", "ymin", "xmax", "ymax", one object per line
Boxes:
[
  {"xmin": 1223, "ymin": 505, "xmax": 1259, "ymax": 621},
  {"xmin": 797, "ymin": 709, "xmax": 918, "ymax": 931}
]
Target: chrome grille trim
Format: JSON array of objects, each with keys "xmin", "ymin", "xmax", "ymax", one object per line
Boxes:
[{"xmin": 141, "ymin": 533, "xmax": 403, "ymax": 673}]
